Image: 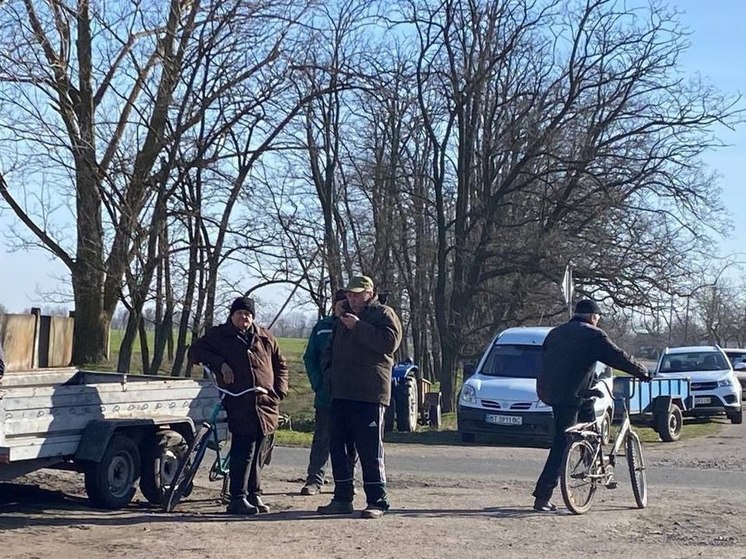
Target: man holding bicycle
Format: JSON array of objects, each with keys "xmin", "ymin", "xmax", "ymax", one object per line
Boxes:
[
  {"xmin": 189, "ymin": 296, "xmax": 289, "ymax": 515},
  {"xmin": 533, "ymin": 299, "xmax": 651, "ymax": 512}
]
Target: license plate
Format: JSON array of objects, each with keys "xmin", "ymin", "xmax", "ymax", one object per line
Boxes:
[
  {"xmin": 694, "ymin": 397, "xmax": 711, "ymax": 405},
  {"xmin": 486, "ymin": 414, "xmax": 522, "ymax": 426}
]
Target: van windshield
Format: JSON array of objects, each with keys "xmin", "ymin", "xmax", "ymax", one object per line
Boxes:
[
  {"xmin": 659, "ymin": 351, "xmax": 729, "ymax": 373},
  {"xmin": 479, "ymin": 344, "xmax": 543, "ymax": 379}
]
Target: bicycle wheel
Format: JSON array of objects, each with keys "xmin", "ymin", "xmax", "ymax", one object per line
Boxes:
[
  {"xmin": 560, "ymin": 439, "xmax": 598, "ymax": 514},
  {"xmin": 625, "ymin": 431, "xmax": 648, "ymax": 509},
  {"xmin": 163, "ymin": 425, "xmax": 212, "ymax": 512}
]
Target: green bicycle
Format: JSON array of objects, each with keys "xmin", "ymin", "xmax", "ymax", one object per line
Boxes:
[{"xmin": 163, "ymin": 368, "xmax": 268, "ymax": 512}]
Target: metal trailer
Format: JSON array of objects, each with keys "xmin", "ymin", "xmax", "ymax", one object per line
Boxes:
[
  {"xmin": 0, "ymin": 368, "xmax": 224, "ymax": 509},
  {"xmin": 612, "ymin": 376, "xmax": 691, "ymax": 442}
]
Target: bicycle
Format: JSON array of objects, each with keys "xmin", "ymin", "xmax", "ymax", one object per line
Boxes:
[
  {"xmin": 163, "ymin": 367, "xmax": 268, "ymax": 512},
  {"xmin": 559, "ymin": 379, "xmax": 648, "ymax": 514}
]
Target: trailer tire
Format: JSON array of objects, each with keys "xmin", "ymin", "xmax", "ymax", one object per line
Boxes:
[
  {"xmin": 85, "ymin": 434, "xmax": 141, "ymax": 509},
  {"xmin": 428, "ymin": 403, "xmax": 442, "ymax": 429},
  {"xmin": 657, "ymin": 404, "xmax": 683, "ymax": 442},
  {"xmin": 140, "ymin": 430, "xmax": 188, "ymax": 505}
]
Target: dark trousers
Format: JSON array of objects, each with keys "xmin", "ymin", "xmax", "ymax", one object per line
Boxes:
[
  {"xmin": 329, "ymin": 399, "xmax": 388, "ymax": 508},
  {"xmin": 306, "ymin": 406, "xmax": 357, "ymax": 486},
  {"xmin": 229, "ymin": 430, "xmax": 266, "ymax": 499},
  {"xmin": 532, "ymin": 401, "xmax": 595, "ymax": 501}
]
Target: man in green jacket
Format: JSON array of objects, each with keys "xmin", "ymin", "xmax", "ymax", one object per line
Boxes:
[
  {"xmin": 317, "ymin": 275, "xmax": 403, "ymax": 519},
  {"xmin": 300, "ymin": 289, "xmax": 356, "ymax": 495}
]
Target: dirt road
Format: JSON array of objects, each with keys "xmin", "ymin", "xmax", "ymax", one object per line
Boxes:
[{"xmin": 2, "ymin": 421, "xmax": 746, "ymax": 559}]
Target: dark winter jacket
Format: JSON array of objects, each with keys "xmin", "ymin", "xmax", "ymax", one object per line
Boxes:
[
  {"xmin": 325, "ymin": 299, "xmax": 403, "ymax": 405},
  {"xmin": 303, "ymin": 315, "xmax": 337, "ymax": 408},
  {"xmin": 189, "ymin": 322, "xmax": 289, "ymax": 436},
  {"xmin": 537, "ymin": 317, "xmax": 648, "ymax": 406},
  {"xmin": 0, "ymin": 339, "xmax": 4, "ymax": 380}
]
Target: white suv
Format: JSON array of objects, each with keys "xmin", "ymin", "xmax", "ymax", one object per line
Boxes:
[{"xmin": 654, "ymin": 346, "xmax": 742, "ymax": 424}]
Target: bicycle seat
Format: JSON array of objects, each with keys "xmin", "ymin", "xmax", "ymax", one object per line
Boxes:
[{"xmin": 579, "ymin": 388, "xmax": 604, "ymax": 399}]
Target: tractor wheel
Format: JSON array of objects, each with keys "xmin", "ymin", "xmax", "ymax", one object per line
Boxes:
[{"xmin": 395, "ymin": 377, "xmax": 418, "ymax": 432}]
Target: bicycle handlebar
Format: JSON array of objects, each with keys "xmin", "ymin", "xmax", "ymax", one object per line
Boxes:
[{"xmin": 202, "ymin": 365, "xmax": 269, "ymax": 397}]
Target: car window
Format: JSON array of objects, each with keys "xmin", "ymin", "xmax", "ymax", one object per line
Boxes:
[
  {"xmin": 726, "ymin": 352, "xmax": 746, "ymax": 368},
  {"xmin": 480, "ymin": 344, "xmax": 543, "ymax": 378},
  {"xmin": 659, "ymin": 351, "xmax": 729, "ymax": 372}
]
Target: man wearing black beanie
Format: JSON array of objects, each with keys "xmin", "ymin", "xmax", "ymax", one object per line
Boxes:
[{"xmin": 189, "ymin": 295, "xmax": 289, "ymax": 515}]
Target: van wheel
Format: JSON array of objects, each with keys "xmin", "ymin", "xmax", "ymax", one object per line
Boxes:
[{"xmin": 657, "ymin": 404, "xmax": 683, "ymax": 442}]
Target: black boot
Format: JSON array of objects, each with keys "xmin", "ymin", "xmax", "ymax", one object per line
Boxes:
[{"xmin": 226, "ymin": 497, "xmax": 258, "ymax": 515}]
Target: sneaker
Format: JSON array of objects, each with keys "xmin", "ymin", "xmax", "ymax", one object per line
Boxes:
[
  {"xmin": 317, "ymin": 500, "xmax": 354, "ymax": 515},
  {"xmin": 360, "ymin": 505, "xmax": 385, "ymax": 519},
  {"xmin": 300, "ymin": 483, "xmax": 321, "ymax": 496},
  {"xmin": 247, "ymin": 494, "xmax": 270, "ymax": 513},
  {"xmin": 532, "ymin": 498, "xmax": 557, "ymax": 512},
  {"xmin": 226, "ymin": 497, "xmax": 258, "ymax": 515}
]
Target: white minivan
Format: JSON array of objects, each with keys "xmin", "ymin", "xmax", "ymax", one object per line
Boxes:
[{"xmin": 457, "ymin": 326, "xmax": 615, "ymax": 446}]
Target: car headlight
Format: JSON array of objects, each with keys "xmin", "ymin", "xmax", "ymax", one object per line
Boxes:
[
  {"xmin": 536, "ymin": 399, "xmax": 551, "ymax": 409},
  {"xmin": 460, "ymin": 384, "xmax": 477, "ymax": 404},
  {"xmin": 719, "ymin": 378, "xmax": 733, "ymax": 387}
]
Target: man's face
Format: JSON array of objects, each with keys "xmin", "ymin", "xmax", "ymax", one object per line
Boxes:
[
  {"xmin": 591, "ymin": 313, "xmax": 600, "ymax": 327},
  {"xmin": 230, "ymin": 310, "xmax": 254, "ymax": 331},
  {"xmin": 347, "ymin": 290, "xmax": 372, "ymax": 313}
]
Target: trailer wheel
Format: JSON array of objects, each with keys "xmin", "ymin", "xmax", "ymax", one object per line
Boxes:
[
  {"xmin": 657, "ymin": 404, "xmax": 683, "ymax": 442},
  {"xmin": 140, "ymin": 430, "xmax": 188, "ymax": 505},
  {"xmin": 395, "ymin": 376, "xmax": 418, "ymax": 432},
  {"xmin": 85, "ymin": 434, "xmax": 141, "ymax": 509}
]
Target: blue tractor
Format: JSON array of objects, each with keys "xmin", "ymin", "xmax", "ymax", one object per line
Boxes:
[{"xmin": 384, "ymin": 359, "xmax": 442, "ymax": 432}]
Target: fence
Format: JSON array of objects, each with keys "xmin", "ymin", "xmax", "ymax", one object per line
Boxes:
[{"xmin": 0, "ymin": 310, "xmax": 74, "ymax": 371}]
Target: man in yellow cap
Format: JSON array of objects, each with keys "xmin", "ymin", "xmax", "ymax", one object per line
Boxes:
[{"xmin": 317, "ymin": 275, "xmax": 402, "ymax": 519}]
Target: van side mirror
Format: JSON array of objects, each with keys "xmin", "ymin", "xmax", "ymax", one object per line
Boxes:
[{"xmin": 463, "ymin": 361, "xmax": 477, "ymax": 380}]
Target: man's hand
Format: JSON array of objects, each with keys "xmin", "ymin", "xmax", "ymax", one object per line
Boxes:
[
  {"xmin": 640, "ymin": 368, "xmax": 653, "ymax": 382},
  {"xmin": 340, "ymin": 312, "xmax": 360, "ymax": 330},
  {"xmin": 220, "ymin": 362, "xmax": 235, "ymax": 384}
]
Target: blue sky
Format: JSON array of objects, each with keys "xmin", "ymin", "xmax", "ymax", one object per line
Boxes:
[{"xmin": 1, "ymin": 0, "xmax": 745, "ymax": 313}]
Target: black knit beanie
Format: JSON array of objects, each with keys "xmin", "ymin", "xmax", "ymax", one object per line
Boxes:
[{"xmin": 230, "ymin": 296, "xmax": 255, "ymax": 317}]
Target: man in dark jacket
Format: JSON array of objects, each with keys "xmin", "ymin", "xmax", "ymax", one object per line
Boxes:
[
  {"xmin": 189, "ymin": 296, "xmax": 289, "ymax": 515},
  {"xmin": 533, "ymin": 299, "xmax": 650, "ymax": 512},
  {"xmin": 317, "ymin": 275, "xmax": 403, "ymax": 519},
  {"xmin": 300, "ymin": 289, "xmax": 356, "ymax": 495},
  {"xmin": 0, "ymin": 338, "xmax": 5, "ymax": 380}
]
